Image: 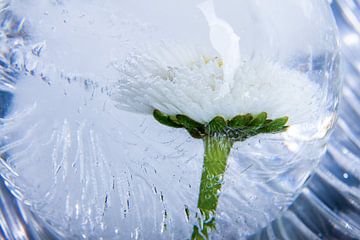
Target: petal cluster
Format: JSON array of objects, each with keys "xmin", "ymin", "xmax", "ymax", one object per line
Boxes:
[{"xmin": 112, "ymin": 44, "xmax": 321, "ymax": 125}]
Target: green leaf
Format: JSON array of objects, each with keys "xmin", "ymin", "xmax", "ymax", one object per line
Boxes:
[
  {"xmin": 153, "ymin": 110, "xmax": 183, "ymax": 128},
  {"xmin": 176, "ymin": 114, "xmax": 205, "ymax": 133},
  {"xmin": 207, "ymin": 116, "xmax": 227, "ymax": 134},
  {"xmin": 249, "ymin": 112, "xmax": 267, "ymax": 128},
  {"xmin": 228, "ymin": 114, "xmax": 253, "ymax": 128}
]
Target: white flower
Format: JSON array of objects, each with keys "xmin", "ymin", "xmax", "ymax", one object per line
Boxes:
[{"xmin": 111, "ymin": 43, "xmax": 321, "ymax": 125}]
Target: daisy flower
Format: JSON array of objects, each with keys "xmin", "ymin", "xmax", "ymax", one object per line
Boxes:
[{"xmin": 111, "ymin": 43, "xmax": 321, "ymax": 239}]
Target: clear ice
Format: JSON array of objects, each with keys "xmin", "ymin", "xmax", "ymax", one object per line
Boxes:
[{"xmin": 0, "ymin": 0, "xmax": 340, "ymax": 239}]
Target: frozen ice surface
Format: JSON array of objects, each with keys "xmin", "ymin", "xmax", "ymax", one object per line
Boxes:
[{"xmin": 0, "ymin": 0, "xmax": 340, "ymax": 239}]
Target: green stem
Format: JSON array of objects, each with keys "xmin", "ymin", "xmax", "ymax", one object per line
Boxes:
[
  {"xmin": 152, "ymin": 110, "xmax": 289, "ymax": 239},
  {"xmin": 192, "ymin": 136, "xmax": 233, "ymax": 240}
]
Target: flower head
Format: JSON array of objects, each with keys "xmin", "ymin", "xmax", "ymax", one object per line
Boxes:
[{"xmin": 112, "ymin": 44, "xmax": 321, "ymax": 125}]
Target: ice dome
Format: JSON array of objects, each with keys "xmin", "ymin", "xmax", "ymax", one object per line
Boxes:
[{"xmin": 0, "ymin": 0, "xmax": 340, "ymax": 239}]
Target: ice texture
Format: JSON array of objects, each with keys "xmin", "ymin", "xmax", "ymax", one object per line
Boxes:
[{"xmin": 0, "ymin": 0, "xmax": 340, "ymax": 239}]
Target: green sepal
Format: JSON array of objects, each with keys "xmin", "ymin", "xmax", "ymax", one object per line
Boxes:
[
  {"xmin": 249, "ymin": 112, "xmax": 267, "ymax": 128},
  {"xmin": 153, "ymin": 109, "xmax": 289, "ymax": 142},
  {"xmin": 153, "ymin": 110, "xmax": 183, "ymax": 128},
  {"xmin": 228, "ymin": 114, "xmax": 253, "ymax": 128},
  {"xmin": 187, "ymin": 128, "xmax": 204, "ymax": 139},
  {"xmin": 176, "ymin": 114, "xmax": 205, "ymax": 133},
  {"xmin": 260, "ymin": 117, "xmax": 289, "ymax": 133},
  {"xmin": 207, "ymin": 116, "xmax": 227, "ymax": 135}
]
